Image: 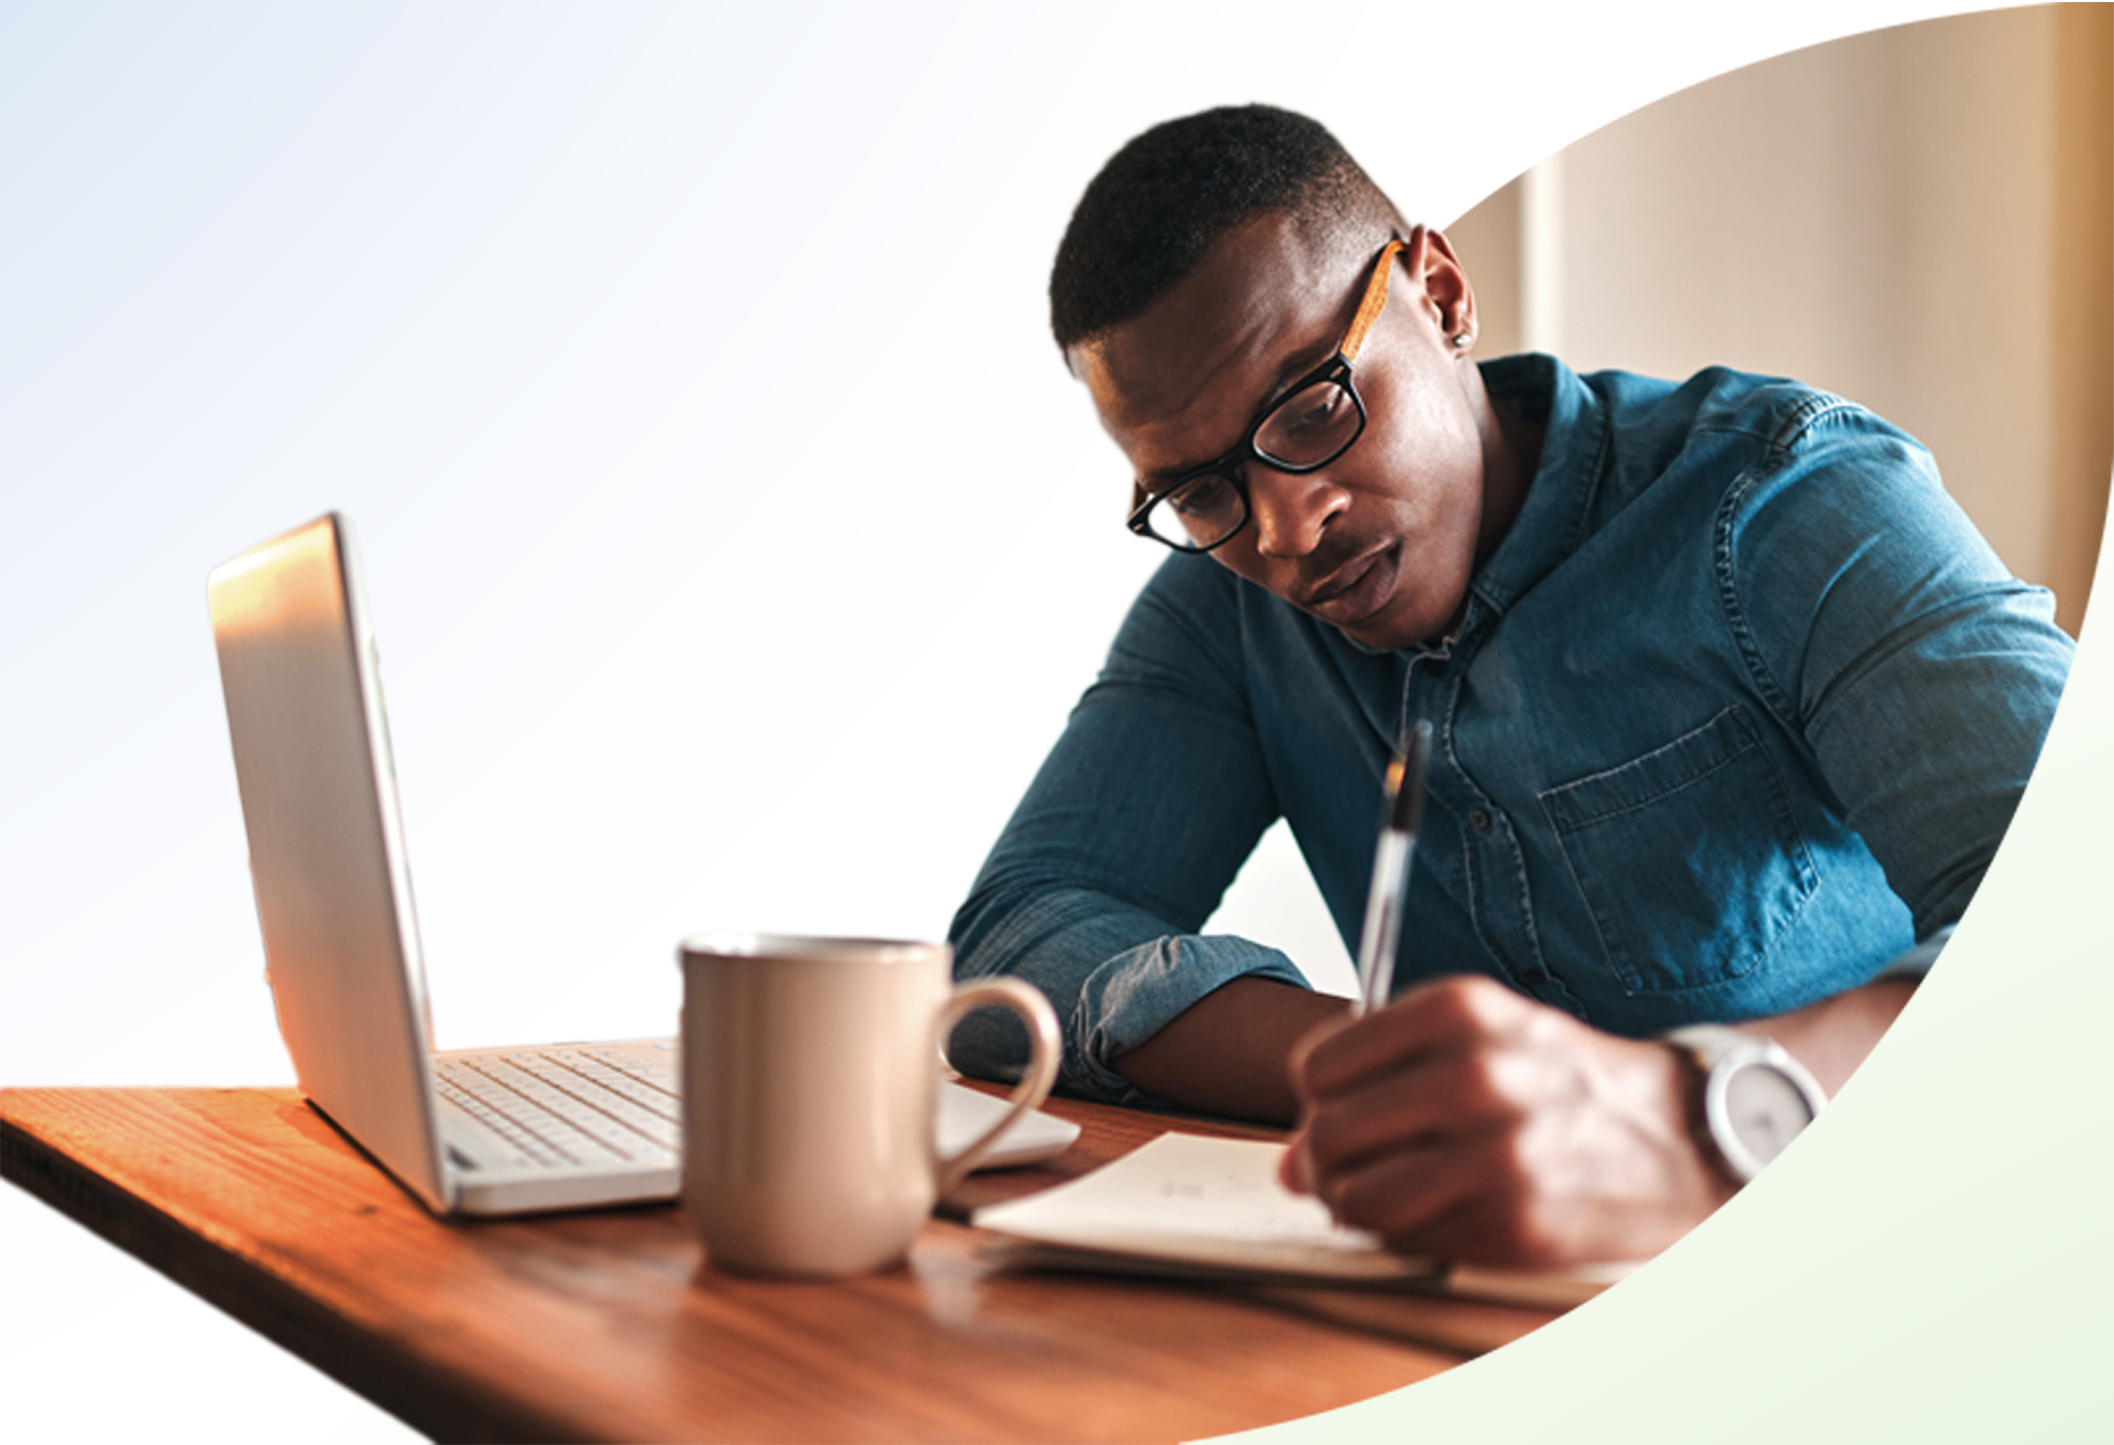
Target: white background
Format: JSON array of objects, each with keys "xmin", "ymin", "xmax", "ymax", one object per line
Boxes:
[{"xmin": 2, "ymin": 3, "xmax": 2089, "ymax": 1441}]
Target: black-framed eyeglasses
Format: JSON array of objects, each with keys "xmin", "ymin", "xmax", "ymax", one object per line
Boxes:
[{"xmin": 1126, "ymin": 237, "xmax": 1408, "ymax": 554}]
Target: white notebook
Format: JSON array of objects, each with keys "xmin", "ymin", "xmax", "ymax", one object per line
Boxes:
[{"xmin": 974, "ymin": 1133, "xmax": 1631, "ymax": 1308}]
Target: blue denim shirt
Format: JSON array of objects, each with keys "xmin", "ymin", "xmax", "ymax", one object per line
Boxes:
[{"xmin": 950, "ymin": 355, "xmax": 2073, "ymax": 1106}]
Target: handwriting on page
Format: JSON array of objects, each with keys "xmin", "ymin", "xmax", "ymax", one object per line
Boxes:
[{"xmin": 1147, "ymin": 1166, "xmax": 1357, "ymax": 1239}]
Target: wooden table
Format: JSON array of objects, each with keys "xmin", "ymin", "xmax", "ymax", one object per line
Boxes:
[{"xmin": 2, "ymin": 1085, "xmax": 1563, "ymax": 1443}]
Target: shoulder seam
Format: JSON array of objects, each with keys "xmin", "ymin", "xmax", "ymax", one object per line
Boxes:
[
  {"xmin": 1690, "ymin": 383, "xmax": 1856, "ymax": 457},
  {"xmin": 1708, "ymin": 386, "xmax": 1879, "ymax": 734},
  {"xmin": 1711, "ymin": 463, "xmax": 1804, "ymax": 736}
]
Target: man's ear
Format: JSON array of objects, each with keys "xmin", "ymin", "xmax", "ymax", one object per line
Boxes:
[{"xmin": 1411, "ymin": 226, "xmax": 1477, "ymax": 346}]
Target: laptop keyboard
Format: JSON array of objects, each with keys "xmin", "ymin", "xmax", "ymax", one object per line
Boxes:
[{"xmin": 435, "ymin": 1046, "xmax": 680, "ymax": 1171}]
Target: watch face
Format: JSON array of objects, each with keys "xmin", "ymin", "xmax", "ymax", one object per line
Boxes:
[{"xmin": 1724, "ymin": 1060, "xmax": 1822, "ymax": 1167}]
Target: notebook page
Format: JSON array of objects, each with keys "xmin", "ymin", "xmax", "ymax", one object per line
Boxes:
[{"xmin": 971, "ymin": 1132, "xmax": 1438, "ymax": 1282}]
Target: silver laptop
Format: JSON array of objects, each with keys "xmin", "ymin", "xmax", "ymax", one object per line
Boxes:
[{"xmin": 207, "ymin": 513, "xmax": 1078, "ymax": 1216}]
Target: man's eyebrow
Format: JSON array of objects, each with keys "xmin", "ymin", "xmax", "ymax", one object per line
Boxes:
[{"xmin": 1138, "ymin": 335, "xmax": 1345, "ymax": 490}]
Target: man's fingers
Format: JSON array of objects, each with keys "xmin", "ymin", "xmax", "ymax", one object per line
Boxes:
[
  {"xmin": 1320, "ymin": 1127, "xmax": 1592, "ymax": 1267},
  {"xmin": 1279, "ymin": 1135, "xmax": 1314, "ymax": 1194},
  {"xmin": 1295, "ymin": 1043, "xmax": 1522, "ymax": 1181},
  {"xmin": 1296, "ymin": 974, "xmax": 1532, "ymax": 1099},
  {"xmin": 1315, "ymin": 1127, "xmax": 1516, "ymax": 1255}
]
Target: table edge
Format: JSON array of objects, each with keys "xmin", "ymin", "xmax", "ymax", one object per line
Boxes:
[{"xmin": 2, "ymin": 1093, "xmax": 596, "ymax": 1445}]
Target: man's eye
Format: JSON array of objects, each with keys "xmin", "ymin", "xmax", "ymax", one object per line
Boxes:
[
  {"xmin": 1278, "ymin": 386, "xmax": 1346, "ymax": 437},
  {"xmin": 1166, "ymin": 481, "xmax": 1217, "ymax": 515},
  {"xmin": 1167, "ymin": 476, "xmax": 1236, "ymax": 517}
]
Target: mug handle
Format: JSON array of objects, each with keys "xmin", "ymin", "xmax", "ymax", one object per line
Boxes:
[{"xmin": 933, "ymin": 976, "xmax": 1062, "ymax": 1194}]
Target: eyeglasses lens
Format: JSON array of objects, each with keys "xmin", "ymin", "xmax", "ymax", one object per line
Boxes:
[
  {"xmin": 1254, "ymin": 379, "xmax": 1362, "ymax": 468},
  {"xmin": 1146, "ymin": 474, "xmax": 1245, "ymax": 551}
]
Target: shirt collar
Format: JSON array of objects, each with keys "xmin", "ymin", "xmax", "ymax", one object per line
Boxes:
[{"xmin": 1448, "ymin": 352, "xmax": 1609, "ymax": 651}]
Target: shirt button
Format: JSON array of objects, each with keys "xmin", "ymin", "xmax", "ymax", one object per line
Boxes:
[
  {"xmin": 1521, "ymin": 968, "xmax": 1549, "ymax": 989},
  {"xmin": 1468, "ymin": 808, "xmax": 1492, "ymax": 831}
]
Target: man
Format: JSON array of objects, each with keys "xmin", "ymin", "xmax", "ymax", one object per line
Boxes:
[{"xmin": 947, "ymin": 105, "xmax": 2073, "ymax": 1266}]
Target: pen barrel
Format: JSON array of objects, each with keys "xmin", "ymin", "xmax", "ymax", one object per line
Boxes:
[{"xmin": 1354, "ymin": 829, "xmax": 1414, "ymax": 1014}]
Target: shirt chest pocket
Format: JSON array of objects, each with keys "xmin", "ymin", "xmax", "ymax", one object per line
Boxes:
[{"xmin": 1537, "ymin": 704, "xmax": 1818, "ymax": 996}]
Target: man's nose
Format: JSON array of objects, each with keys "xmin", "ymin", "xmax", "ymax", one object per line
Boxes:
[{"xmin": 1248, "ymin": 467, "xmax": 1349, "ymax": 558}]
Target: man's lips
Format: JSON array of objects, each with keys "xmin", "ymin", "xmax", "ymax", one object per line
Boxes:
[{"xmin": 1301, "ymin": 541, "xmax": 1401, "ymax": 622}]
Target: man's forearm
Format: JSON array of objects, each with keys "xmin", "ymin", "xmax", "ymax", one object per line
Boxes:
[
  {"xmin": 1730, "ymin": 977, "xmax": 1919, "ymax": 1095},
  {"xmin": 1111, "ymin": 977, "xmax": 1352, "ymax": 1124},
  {"xmin": 1113, "ymin": 968, "xmax": 1914, "ymax": 1128}
]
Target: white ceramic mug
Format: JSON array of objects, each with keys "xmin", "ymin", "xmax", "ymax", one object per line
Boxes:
[{"xmin": 678, "ymin": 932, "xmax": 1061, "ymax": 1277}]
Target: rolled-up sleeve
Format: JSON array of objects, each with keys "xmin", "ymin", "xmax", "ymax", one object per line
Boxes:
[{"xmin": 948, "ymin": 556, "xmax": 1311, "ymax": 1105}]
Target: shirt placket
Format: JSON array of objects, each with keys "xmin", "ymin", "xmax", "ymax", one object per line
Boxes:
[{"xmin": 1409, "ymin": 646, "xmax": 1587, "ymax": 1020}]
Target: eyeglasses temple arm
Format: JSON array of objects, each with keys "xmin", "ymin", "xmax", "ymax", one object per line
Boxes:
[{"xmin": 1338, "ymin": 237, "xmax": 1407, "ymax": 365}]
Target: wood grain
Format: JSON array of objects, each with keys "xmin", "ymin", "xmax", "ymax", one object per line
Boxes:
[{"xmin": 2, "ymin": 1086, "xmax": 1552, "ymax": 1443}]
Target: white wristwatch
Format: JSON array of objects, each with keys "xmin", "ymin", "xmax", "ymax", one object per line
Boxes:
[{"xmin": 1663, "ymin": 1025, "xmax": 1828, "ymax": 1184}]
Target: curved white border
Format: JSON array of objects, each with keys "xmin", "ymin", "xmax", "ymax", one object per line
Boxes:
[{"xmin": 2, "ymin": 3, "xmax": 2089, "ymax": 1440}]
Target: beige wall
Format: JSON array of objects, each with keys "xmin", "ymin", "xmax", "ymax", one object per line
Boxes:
[{"xmin": 1447, "ymin": 4, "xmax": 2113, "ymax": 637}]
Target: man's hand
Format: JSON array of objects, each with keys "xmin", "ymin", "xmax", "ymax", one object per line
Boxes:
[{"xmin": 1280, "ymin": 975, "xmax": 1734, "ymax": 1267}]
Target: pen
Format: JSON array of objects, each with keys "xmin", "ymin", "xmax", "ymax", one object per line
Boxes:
[{"xmin": 1352, "ymin": 719, "xmax": 1431, "ymax": 1016}]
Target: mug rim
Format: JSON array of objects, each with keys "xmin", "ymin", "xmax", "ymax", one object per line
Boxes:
[{"xmin": 680, "ymin": 932, "xmax": 949, "ymax": 966}]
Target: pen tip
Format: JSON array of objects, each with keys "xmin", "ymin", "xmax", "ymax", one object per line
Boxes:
[{"xmin": 1390, "ymin": 721, "xmax": 1432, "ymax": 832}]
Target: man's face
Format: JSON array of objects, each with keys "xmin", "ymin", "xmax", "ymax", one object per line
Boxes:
[{"xmin": 1070, "ymin": 214, "xmax": 1494, "ymax": 652}]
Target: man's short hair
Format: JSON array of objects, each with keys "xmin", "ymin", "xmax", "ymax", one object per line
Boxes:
[{"xmin": 1049, "ymin": 104, "xmax": 1390, "ymax": 353}]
